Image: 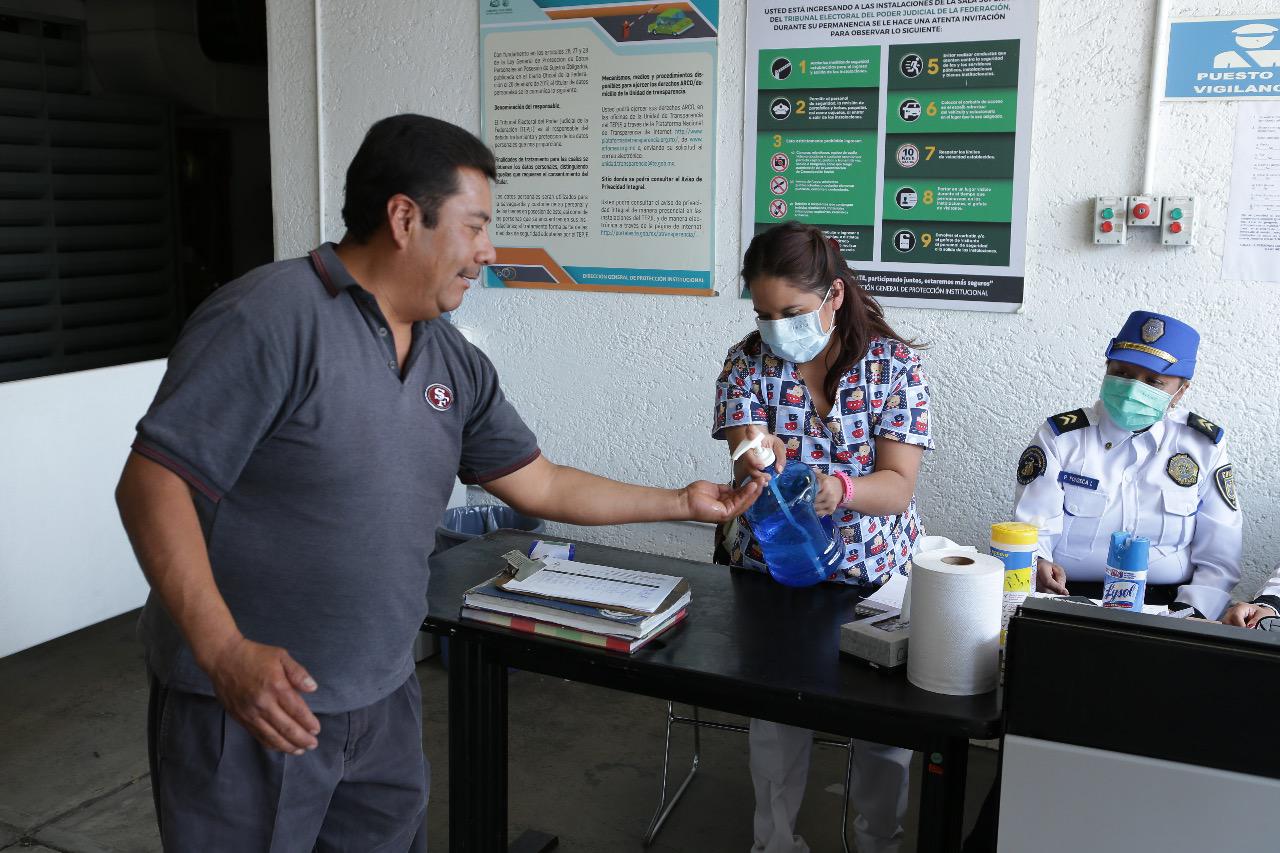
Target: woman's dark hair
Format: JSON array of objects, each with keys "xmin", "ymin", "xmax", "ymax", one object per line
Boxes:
[
  {"xmin": 341, "ymin": 114, "xmax": 498, "ymax": 242},
  {"xmin": 741, "ymin": 221, "xmax": 918, "ymax": 403}
]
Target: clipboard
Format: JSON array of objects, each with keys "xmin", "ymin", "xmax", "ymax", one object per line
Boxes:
[{"xmin": 495, "ymin": 550, "xmax": 689, "ymax": 615}]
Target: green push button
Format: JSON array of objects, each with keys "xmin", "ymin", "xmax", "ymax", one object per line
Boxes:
[
  {"xmin": 1101, "ymin": 208, "xmax": 1114, "ymax": 220},
  {"xmin": 1170, "ymin": 208, "xmax": 1183, "ymax": 221}
]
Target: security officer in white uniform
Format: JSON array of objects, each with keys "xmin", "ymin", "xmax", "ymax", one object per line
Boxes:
[
  {"xmin": 1012, "ymin": 311, "xmax": 1241, "ymax": 619},
  {"xmin": 1224, "ymin": 565, "xmax": 1280, "ymax": 628}
]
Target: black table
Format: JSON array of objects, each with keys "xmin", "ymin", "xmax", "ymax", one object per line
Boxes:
[{"xmin": 423, "ymin": 530, "xmax": 1001, "ymax": 853}]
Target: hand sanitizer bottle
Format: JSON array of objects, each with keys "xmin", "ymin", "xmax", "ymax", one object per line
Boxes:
[{"xmin": 731, "ymin": 434, "xmax": 843, "ymax": 587}]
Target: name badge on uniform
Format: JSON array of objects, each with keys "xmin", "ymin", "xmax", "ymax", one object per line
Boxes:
[{"xmin": 1058, "ymin": 471, "xmax": 1099, "ymax": 490}]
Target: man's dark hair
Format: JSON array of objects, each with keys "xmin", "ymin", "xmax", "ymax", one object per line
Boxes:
[{"xmin": 341, "ymin": 114, "xmax": 497, "ymax": 242}]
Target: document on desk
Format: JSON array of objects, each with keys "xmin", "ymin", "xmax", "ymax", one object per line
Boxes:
[
  {"xmin": 500, "ymin": 558, "xmax": 684, "ymax": 614},
  {"xmin": 1027, "ymin": 592, "xmax": 1169, "ymax": 616},
  {"xmin": 853, "ymin": 572, "xmax": 909, "ymax": 619}
]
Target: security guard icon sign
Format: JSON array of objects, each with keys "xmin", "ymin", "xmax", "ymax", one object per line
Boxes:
[
  {"xmin": 1214, "ymin": 22, "xmax": 1280, "ymax": 68},
  {"xmin": 1141, "ymin": 317, "xmax": 1164, "ymax": 343}
]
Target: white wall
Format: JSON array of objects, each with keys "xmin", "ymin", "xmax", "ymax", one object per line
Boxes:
[
  {"xmin": 267, "ymin": 0, "xmax": 1280, "ymax": 598},
  {"xmin": 0, "ymin": 361, "xmax": 163, "ymax": 657},
  {"xmin": 0, "ymin": 1, "xmax": 163, "ymax": 657}
]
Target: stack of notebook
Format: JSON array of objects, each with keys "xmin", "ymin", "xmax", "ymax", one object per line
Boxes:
[{"xmin": 460, "ymin": 555, "xmax": 691, "ymax": 653}]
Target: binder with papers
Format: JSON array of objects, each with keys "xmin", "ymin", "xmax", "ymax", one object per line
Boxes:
[{"xmin": 459, "ymin": 555, "xmax": 691, "ymax": 652}]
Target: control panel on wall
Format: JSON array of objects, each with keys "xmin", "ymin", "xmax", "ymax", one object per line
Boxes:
[
  {"xmin": 1161, "ymin": 197, "xmax": 1194, "ymax": 246},
  {"xmin": 1092, "ymin": 196, "xmax": 1195, "ymax": 247},
  {"xmin": 1094, "ymin": 197, "xmax": 1128, "ymax": 245},
  {"xmin": 1127, "ymin": 195, "xmax": 1161, "ymax": 227}
]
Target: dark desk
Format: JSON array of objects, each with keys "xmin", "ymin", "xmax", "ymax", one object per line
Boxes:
[{"xmin": 423, "ymin": 531, "xmax": 1001, "ymax": 853}]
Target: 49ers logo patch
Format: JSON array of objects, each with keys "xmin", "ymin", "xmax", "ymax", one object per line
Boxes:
[{"xmin": 424, "ymin": 383, "xmax": 453, "ymax": 411}]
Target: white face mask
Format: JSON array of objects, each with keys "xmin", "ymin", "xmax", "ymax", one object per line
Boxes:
[{"xmin": 756, "ymin": 286, "xmax": 836, "ymax": 364}]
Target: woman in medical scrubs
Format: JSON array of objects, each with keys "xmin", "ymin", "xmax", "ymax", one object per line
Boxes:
[{"xmin": 712, "ymin": 221, "xmax": 932, "ymax": 853}]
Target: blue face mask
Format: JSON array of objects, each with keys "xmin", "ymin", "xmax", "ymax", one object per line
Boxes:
[
  {"xmin": 1100, "ymin": 375, "xmax": 1174, "ymax": 432},
  {"xmin": 757, "ymin": 287, "xmax": 835, "ymax": 364}
]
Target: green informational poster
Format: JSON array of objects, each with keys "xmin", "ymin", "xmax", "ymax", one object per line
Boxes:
[{"xmin": 744, "ymin": 2, "xmax": 1039, "ymax": 312}]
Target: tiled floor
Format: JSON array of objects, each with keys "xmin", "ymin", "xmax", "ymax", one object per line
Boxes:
[{"xmin": 0, "ymin": 613, "xmax": 995, "ymax": 851}]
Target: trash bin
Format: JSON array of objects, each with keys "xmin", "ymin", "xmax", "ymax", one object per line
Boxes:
[
  {"xmin": 433, "ymin": 505, "xmax": 546, "ymax": 556},
  {"xmin": 431, "ymin": 504, "xmax": 546, "ymax": 669}
]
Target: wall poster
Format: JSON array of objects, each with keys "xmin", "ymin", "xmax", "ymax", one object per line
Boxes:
[
  {"xmin": 480, "ymin": 1, "xmax": 719, "ymax": 295},
  {"xmin": 744, "ymin": 0, "xmax": 1039, "ymax": 311}
]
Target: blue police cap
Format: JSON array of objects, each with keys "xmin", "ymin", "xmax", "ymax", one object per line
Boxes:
[{"xmin": 1105, "ymin": 311, "xmax": 1199, "ymax": 379}]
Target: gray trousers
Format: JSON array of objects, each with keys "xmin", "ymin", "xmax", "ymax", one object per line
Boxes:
[{"xmin": 148, "ymin": 672, "xmax": 429, "ymax": 853}]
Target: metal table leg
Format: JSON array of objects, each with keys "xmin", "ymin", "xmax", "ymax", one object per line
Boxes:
[
  {"xmin": 448, "ymin": 635, "xmax": 558, "ymax": 853},
  {"xmin": 642, "ymin": 704, "xmax": 702, "ymax": 846},
  {"xmin": 916, "ymin": 736, "xmax": 969, "ymax": 853}
]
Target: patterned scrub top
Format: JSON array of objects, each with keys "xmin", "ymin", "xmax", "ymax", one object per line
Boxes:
[{"xmin": 712, "ymin": 333, "xmax": 933, "ymax": 585}]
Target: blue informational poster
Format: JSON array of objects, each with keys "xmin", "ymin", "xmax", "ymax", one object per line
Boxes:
[
  {"xmin": 1166, "ymin": 15, "xmax": 1280, "ymax": 100},
  {"xmin": 479, "ymin": 0, "xmax": 719, "ymax": 295}
]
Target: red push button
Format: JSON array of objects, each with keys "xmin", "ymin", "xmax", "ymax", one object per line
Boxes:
[
  {"xmin": 1100, "ymin": 220, "xmax": 1114, "ymax": 233},
  {"xmin": 1133, "ymin": 203, "xmax": 1151, "ymax": 220},
  {"xmin": 1169, "ymin": 221, "xmax": 1183, "ymax": 234}
]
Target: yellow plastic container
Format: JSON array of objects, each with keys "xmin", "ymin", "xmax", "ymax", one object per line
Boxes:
[{"xmin": 991, "ymin": 521, "xmax": 1038, "ymax": 646}]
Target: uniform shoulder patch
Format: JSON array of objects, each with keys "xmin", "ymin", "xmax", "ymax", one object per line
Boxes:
[
  {"xmin": 1017, "ymin": 445, "xmax": 1047, "ymax": 485},
  {"xmin": 1187, "ymin": 413, "xmax": 1224, "ymax": 445},
  {"xmin": 1214, "ymin": 464, "xmax": 1239, "ymax": 511},
  {"xmin": 1047, "ymin": 408, "xmax": 1090, "ymax": 436},
  {"xmin": 1166, "ymin": 452, "xmax": 1199, "ymax": 487}
]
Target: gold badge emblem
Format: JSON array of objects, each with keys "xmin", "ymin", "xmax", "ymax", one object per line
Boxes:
[
  {"xmin": 1141, "ymin": 318, "xmax": 1165, "ymax": 343},
  {"xmin": 1166, "ymin": 452, "xmax": 1199, "ymax": 487}
]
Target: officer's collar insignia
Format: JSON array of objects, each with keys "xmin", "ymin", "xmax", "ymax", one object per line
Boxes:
[
  {"xmin": 1214, "ymin": 464, "xmax": 1239, "ymax": 511},
  {"xmin": 1017, "ymin": 445, "xmax": 1046, "ymax": 485},
  {"xmin": 1188, "ymin": 413, "xmax": 1224, "ymax": 444},
  {"xmin": 1048, "ymin": 408, "xmax": 1089, "ymax": 435},
  {"xmin": 1166, "ymin": 452, "xmax": 1199, "ymax": 487},
  {"xmin": 1141, "ymin": 317, "xmax": 1165, "ymax": 343}
]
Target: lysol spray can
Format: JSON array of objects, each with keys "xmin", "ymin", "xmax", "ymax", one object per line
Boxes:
[
  {"xmin": 1102, "ymin": 531, "xmax": 1150, "ymax": 610},
  {"xmin": 991, "ymin": 522, "xmax": 1038, "ymax": 647}
]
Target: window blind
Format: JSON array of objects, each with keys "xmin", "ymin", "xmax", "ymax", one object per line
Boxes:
[{"xmin": 0, "ymin": 14, "xmax": 179, "ymax": 383}]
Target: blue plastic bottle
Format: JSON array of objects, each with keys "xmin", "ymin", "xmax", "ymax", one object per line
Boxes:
[
  {"xmin": 1102, "ymin": 531, "xmax": 1150, "ymax": 610},
  {"xmin": 732, "ymin": 435, "xmax": 844, "ymax": 587}
]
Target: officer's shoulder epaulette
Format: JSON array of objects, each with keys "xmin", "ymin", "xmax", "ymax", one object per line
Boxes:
[
  {"xmin": 1047, "ymin": 408, "xmax": 1090, "ymax": 436},
  {"xmin": 1186, "ymin": 412, "xmax": 1225, "ymax": 445}
]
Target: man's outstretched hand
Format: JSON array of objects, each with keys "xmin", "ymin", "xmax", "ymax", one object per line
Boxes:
[{"xmin": 678, "ymin": 476, "xmax": 766, "ymax": 523}]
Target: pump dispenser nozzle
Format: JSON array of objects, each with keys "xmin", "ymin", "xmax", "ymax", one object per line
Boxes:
[{"xmin": 731, "ymin": 433, "xmax": 776, "ymax": 469}]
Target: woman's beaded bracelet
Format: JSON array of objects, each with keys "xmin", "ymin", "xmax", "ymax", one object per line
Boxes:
[{"xmin": 832, "ymin": 470, "xmax": 855, "ymax": 506}]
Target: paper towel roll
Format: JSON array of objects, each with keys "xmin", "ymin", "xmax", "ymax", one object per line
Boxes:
[{"xmin": 907, "ymin": 548, "xmax": 1004, "ymax": 696}]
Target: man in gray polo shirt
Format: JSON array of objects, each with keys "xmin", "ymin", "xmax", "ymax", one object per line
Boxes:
[{"xmin": 115, "ymin": 114, "xmax": 764, "ymax": 851}]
